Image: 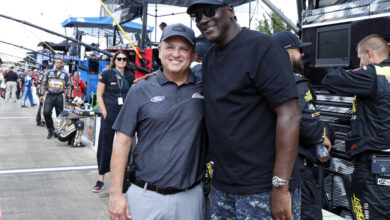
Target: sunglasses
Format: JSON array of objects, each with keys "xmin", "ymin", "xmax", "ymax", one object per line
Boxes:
[
  {"xmin": 116, "ymin": 57, "xmax": 128, "ymax": 62},
  {"xmin": 190, "ymin": 5, "xmax": 224, "ymax": 23}
]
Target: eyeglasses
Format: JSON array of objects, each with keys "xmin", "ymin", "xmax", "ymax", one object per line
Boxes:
[
  {"xmin": 190, "ymin": 5, "xmax": 224, "ymax": 23},
  {"xmin": 116, "ymin": 57, "xmax": 127, "ymax": 62}
]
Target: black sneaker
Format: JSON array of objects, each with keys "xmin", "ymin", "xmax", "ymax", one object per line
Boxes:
[
  {"xmin": 47, "ymin": 130, "xmax": 54, "ymax": 139},
  {"xmin": 92, "ymin": 181, "xmax": 104, "ymax": 193}
]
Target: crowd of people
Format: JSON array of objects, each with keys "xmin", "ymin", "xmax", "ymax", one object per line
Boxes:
[
  {"xmin": 0, "ymin": 61, "xmax": 87, "ymax": 131},
  {"xmin": 1, "ymin": 66, "xmax": 38, "ymax": 105}
]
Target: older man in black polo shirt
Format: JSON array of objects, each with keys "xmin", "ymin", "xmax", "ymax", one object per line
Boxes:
[{"xmin": 108, "ymin": 23, "xmax": 205, "ymax": 220}]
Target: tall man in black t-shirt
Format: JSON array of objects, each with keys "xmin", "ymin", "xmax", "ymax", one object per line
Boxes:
[{"xmin": 188, "ymin": 1, "xmax": 302, "ymax": 220}]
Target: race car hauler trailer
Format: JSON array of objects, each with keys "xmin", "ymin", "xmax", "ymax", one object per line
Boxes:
[
  {"xmin": 296, "ymin": 1, "xmax": 390, "ymax": 219},
  {"xmin": 300, "ymin": 0, "xmax": 390, "ymax": 85}
]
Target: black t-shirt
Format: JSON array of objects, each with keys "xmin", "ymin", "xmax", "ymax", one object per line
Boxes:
[
  {"xmin": 5, "ymin": 71, "xmax": 18, "ymax": 82},
  {"xmin": 99, "ymin": 69, "xmax": 135, "ymax": 106},
  {"xmin": 202, "ymin": 28, "xmax": 300, "ymax": 194}
]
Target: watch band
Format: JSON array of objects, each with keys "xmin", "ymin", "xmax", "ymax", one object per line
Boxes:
[{"xmin": 272, "ymin": 176, "xmax": 289, "ymax": 187}]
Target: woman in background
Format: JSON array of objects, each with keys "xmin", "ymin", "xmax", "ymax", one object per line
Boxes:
[{"xmin": 93, "ymin": 51, "xmax": 135, "ymax": 192}]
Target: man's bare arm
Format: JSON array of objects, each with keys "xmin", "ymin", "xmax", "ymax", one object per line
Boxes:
[
  {"xmin": 271, "ymin": 98, "xmax": 301, "ymax": 220},
  {"xmin": 108, "ymin": 132, "xmax": 133, "ymax": 220}
]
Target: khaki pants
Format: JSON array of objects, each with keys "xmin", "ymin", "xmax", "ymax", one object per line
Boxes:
[
  {"xmin": 5, "ymin": 81, "xmax": 17, "ymax": 103},
  {"xmin": 126, "ymin": 183, "xmax": 204, "ymax": 220}
]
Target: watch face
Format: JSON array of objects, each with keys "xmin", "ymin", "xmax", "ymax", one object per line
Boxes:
[
  {"xmin": 272, "ymin": 176, "xmax": 288, "ymax": 187},
  {"xmin": 272, "ymin": 177, "xmax": 279, "ymax": 187}
]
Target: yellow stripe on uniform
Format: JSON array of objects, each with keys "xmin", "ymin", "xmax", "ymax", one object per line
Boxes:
[{"xmin": 375, "ymin": 66, "xmax": 390, "ymax": 78}]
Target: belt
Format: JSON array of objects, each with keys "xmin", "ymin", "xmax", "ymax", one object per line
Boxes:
[{"xmin": 130, "ymin": 178, "xmax": 200, "ymax": 195}]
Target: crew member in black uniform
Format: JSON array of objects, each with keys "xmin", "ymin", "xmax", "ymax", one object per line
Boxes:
[
  {"xmin": 40, "ymin": 59, "xmax": 71, "ymax": 139},
  {"xmin": 322, "ymin": 34, "xmax": 390, "ymax": 219},
  {"xmin": 93, "ymin": 51, "xmax": 135, "ymax": 193},
  {"xmin": 35, "ymin": 67, "xmax": 48, "ymax": 127},
  {"xmin": 273, "ymin": 31, "xmax": 335, "ymax": 220}
]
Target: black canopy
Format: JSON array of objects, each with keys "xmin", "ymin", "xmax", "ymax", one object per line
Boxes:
[{"xmin": 103, "ymin": 0, "xmax": 254, "ymax": 7}]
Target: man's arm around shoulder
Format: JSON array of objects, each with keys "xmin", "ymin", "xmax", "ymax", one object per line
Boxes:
[
  {"xmin": 108, "ymin": 131, "xmax": 133, "ymax": 220},
  {"xmin": 271, "ymin": 98, "xmax": 301, "ymax": 220}
]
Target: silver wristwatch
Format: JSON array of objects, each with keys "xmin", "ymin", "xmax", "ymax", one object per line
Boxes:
[{"xmin": 272, "ymin": 176, "xmax": 289, "ymax": 187}]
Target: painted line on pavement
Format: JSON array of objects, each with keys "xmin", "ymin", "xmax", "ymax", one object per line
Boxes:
[
  {"xmin": 0, "ymin": 165, "xmax": 97, "ymax": 175},
  {"xmin": 0, "ymin": 197, "xmax": 14, "ymax": 200}
]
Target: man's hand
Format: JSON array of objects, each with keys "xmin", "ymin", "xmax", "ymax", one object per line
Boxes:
[
  {"xmin": 39, "ymin": 96, "xmax": 44, "ymax": 103},
  {"xmin": 102, "ymin": 109, "xmax": 107, "ymax": 119},
  {"xmin": 322, "ymin": 136, "xmax": 332, "ymax": 152},
  {"xmin": 271, "ymin": 187, "xmax": 293, "ymax": 220},
  {"xmin": 108, "ymin": 193, "xmax": 131, "ymax": 220},
  {"xmin": 133, "ymin": 71, "xmax": 157, "ymax": 84}
]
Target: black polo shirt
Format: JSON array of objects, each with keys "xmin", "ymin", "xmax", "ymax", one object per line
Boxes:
[
  {"xmin": 5, "ymin": 71, "xmax": 18, "ymax": 82},
  {"xmin": 202, "ymin": 28, "xmax": 300, "ymax": 194},
  {"xmin": 113, "ymin": 70, "xmax": 206, "ymax": 189}
]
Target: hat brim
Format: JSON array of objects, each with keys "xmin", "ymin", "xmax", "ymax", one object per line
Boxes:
[
  {"xmin": 187, "ymin": 1, "xmax": 226, "ymax": 14},
  {"xmin": 299, "ymin": 42, "xmax": 312, "ymax": 48},
  {"xmin": 161, "ymin": 34, "xmax": 195, "ymax": 46}
]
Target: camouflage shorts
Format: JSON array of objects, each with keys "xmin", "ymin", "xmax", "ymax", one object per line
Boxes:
[{"xmin": 210, "ymin": 187, "xmax": 301, "ymax": 220}]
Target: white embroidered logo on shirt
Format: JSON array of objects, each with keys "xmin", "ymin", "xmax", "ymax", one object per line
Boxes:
[
  {"xmin": 192, "ymin": 93, "xmax": 204, "ymax": 99},
  {"xmin": 150, "ymin": 96, "xmax": 165, "ymax": 102}
]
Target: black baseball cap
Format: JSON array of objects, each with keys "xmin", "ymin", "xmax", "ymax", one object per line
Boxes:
[
  {"xmin": 195, "ymin": 41, "xmax": 209, "ymax": 58},
  {"xmin": 161, "ymin": 23, "xmax": 195, "ymax": 46},
  {"xmin": 272, "ymin": 31, "xmax": 311, "ymax": 49},
  {"xmin": 187, "ymin": 0, "xmax": 232, "ymax": 14}
]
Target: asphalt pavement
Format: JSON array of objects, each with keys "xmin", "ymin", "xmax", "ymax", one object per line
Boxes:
[{"xmin": 0, "ymin": 97, "xmax": 109, "ymax": 219}]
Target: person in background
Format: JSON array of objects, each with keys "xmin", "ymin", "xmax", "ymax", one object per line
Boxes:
[
  {"xmin": 4, "ymin": 66, "xmax": 18, "ymax": 103},
  {"xmin": 71, "ymin": 71, "xmax": 87, "ymax": 98},
  {"xmin": 322, "ymin": 34, "xmax": 390, "ymax": 220},
  {"xmin": 159, "ymin": 22, "xmax": 167, "ymax": 31},
  {"xmin": 93, "ymin": 51, "xmax": 135, "ymax": 193},
  {"xmin": 35, "ymin": 66, "xmax": 49, "ymax": 127},
  {"xmin": 187, "ymin": 1, "xmax": 302, "ymax": 219},
  {"xmin": 40, "ymin": 59, "xmax": 71, "ymax": 139},
  {"xmin": 21, "ymin": 70, "xmax": 36, "ymax": 107},
  {"xmin": 0, "ymin": 69, "xmax": 6, "ymax": 98},
  {"xmin": 190, "ymin": 41, "xmax": 208, "ymax": 78},
  {"xmin": 273, "ymin": 31, "xmax": 334, "ymax": 220},
  {"xmin": 16, "ymin": 69, "xmax": 24, "ymax": 100}
]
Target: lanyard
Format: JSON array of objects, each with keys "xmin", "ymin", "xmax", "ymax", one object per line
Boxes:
[
  {"xmin": 112, "ymin": 68, "xmax": 129, "ymax": 97},
  {"xmin": 115, "ymin": 74, "xmax": 124, "ymax": 97}
]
